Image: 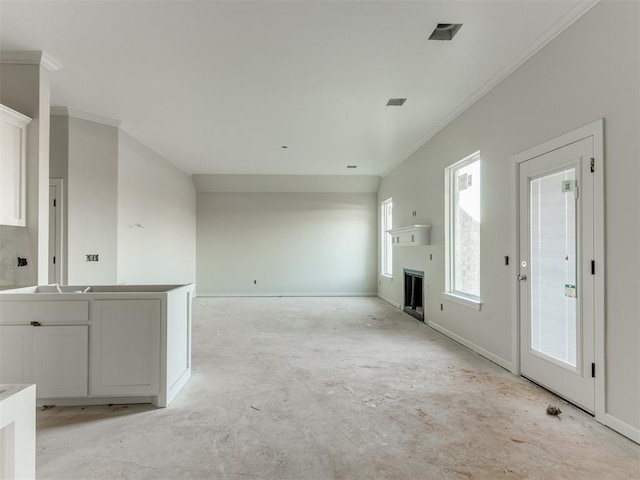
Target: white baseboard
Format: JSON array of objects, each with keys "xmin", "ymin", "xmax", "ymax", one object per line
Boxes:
[
  {"xmin": 377, "ymin": 294, "xmax": 401, "ymax": 309},
  {"xmin": 196, "ymin": 292, "xmax": 377, "ymax": 298},
  {"xmin": 37, "ymin": 396, "xmax": 153, "ymax": 407},
  {"xmin": 600, "ymin": 413, "xmax": 640, "ymax": 444},
  {"xmin": 427, "ymin": 320, "xmax": 513, "ymax": 372}
]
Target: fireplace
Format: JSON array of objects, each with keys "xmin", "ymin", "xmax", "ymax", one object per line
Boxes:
[{"xmin": 404, "ymin": 269, "xmax": 424, "ymax": 322}]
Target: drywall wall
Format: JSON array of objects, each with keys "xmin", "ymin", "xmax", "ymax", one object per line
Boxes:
[
  {"xmin": 49, "ymin": 115, "xmax": 68, "ymax": 283},
  {"xmin": 378, "ymin": 1, "xmax": 639, "ymax": 436},
  {"xmin": 117, "ymin": 131, "xmax": 196, "ymax": 285},
  {"xmin": 197, "ymin": 192, "xmax": 377, "ymax": 296},
  {"xmin": 193, "ymin": 174, "xmax": 380, "ymax": 193},
  {"xmin": 0, "ymin": 62, "xmax": 50, "ymax": 286},
  {"xmin": 66, "ymin": 117, "xmax": 118, "ymax": 284}
]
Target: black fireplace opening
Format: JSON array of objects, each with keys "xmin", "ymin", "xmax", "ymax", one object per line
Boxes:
[{"xmin": 404, "ymin": 269, "xmax": 424, "ymax": 322}]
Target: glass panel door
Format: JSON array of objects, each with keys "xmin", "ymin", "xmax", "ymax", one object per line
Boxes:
[{"xmin": 530, "ymin": 168, "xmax": 577, "ymax": 368}]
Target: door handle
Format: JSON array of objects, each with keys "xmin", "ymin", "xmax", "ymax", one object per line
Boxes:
[{"xmin": 517, "ymin": 274, "xmax": 528, "ymax": 282}]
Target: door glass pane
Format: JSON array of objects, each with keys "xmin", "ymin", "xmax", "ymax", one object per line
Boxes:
[{"xmin": 530, "ymin": 168, "xmax": 577, "ymax": 367}]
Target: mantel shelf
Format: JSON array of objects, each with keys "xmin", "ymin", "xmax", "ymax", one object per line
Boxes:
[{"xmin": 387, "ymin": 225, "xmax": 431, "ymax": 246}]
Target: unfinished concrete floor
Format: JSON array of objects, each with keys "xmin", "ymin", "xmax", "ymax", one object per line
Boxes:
[{"xmin": 37, "ymin": 297, "xmax": 639, "ymax": 479}]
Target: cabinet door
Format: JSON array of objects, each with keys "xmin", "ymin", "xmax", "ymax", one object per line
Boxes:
[
  {"xmin": 0, "ymin": 105, "xmax": 29, "ymax": 227},
  {"xmin": 33, "ymin": 326, "xmax": 88, "ymax": 398},
  {"xmin": 90, "ymin": 300, "xmax": 161, "ymax": 396},
  {"xmin": 0, "ymin": 326, "xmax": 32, "ymax": 383}
]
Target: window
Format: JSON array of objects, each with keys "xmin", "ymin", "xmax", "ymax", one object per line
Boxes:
[
  {"xmin": 445, "ymin": 152, "xmax": 481, "ymax": 307},
  {"xmin": 381, "ymin": 198, "xmax": 393, "ymax": 277}
]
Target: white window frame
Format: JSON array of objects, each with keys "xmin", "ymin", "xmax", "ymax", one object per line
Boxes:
[
  {"xmin": 444, "ymin": 152, "xmax": 482, "ymax": 310},
  {"xmin": 381, "ymin": 197, "xmax": 393, "ymax": 278}
]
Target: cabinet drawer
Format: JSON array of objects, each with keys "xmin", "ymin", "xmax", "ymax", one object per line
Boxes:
[{"xmin": 0, "ymin": 301, "xmax": 89, "ymax": 325}]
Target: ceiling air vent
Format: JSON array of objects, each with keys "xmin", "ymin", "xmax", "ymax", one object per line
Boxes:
[
  {"xmin": 346, "ymin": 165, "xmax": 358, "ymax": 169},
  {"xmin": 386, "ymin": 98, "xmax": 406, "ymax": 107},
  {"xmin": 429, "ymin": 23, "xmax": 463, "ymax": 41}
]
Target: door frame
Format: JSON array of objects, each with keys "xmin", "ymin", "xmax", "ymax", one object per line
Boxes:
[
  {"xmin": 510, "ymin": 119, "xmax": 605, "ymax": 420},
  {"xmin": 49, "ymin": 178, "xmax": 64, "ymax": 285}
]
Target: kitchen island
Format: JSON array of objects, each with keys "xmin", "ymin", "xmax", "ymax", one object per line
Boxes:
[{"xmin": 0, "ymin": 284, "xmax": 194, "ymax": 407}]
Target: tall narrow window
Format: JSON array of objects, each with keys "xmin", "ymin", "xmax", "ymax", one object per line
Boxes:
[
  {"xmin": 445, "ymin": 152, "xmax": 481, "ymax": 305},
  {"xmin": 381, "ymin": 198, "xmax": 393, "ymax": 277}
]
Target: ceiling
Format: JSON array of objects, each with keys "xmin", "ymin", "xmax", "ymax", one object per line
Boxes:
[{"xmin": 0, "ymin": 1, "xmax": 594, "ymax": 176}]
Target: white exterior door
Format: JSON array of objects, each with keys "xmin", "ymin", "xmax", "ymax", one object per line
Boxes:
[{"xmin": 518, "ymin": 137, "xmax": 595, "ymax": 413}]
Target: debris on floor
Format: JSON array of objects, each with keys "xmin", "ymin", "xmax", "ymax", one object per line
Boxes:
[
  {"xmin": 546, "ymin": 405, "xmax": 562, "ymax": 416},
  {"xmin": 41, "ymin": 405, "xmax": 55, "ymax": 411},
  {"xmin": 250, "ymin": 405, "xmax": 260, "ymax": 411}
]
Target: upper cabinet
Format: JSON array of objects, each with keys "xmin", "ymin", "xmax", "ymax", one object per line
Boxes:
[{"xmin": 0, "ymin": 104, "xmax": 31, "ymax": 227}]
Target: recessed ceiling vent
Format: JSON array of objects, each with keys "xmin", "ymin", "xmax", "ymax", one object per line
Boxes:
[
  {"xmin": 429, "ymin": 23, "xmax": 462, "ymax": 41},
  {"xmin": 386, "ymin": 98, "xmax": 406, "ymax": 107},
  {"xmin": 346, "ymin": 165, "xmax": 358, "ymax": 169}
]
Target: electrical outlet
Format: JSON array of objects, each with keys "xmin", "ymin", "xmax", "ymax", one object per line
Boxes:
[{"xmin": 86, "ymin": 254, "xmax": 99, "ymax": 262}]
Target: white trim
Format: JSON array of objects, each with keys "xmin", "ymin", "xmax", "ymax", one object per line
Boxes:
[
  {"xmin": 381, "ymin": 0, "xmax": 600, "ymax": 178},
  {"xmin": 601, "ymin": 414, "xmax": 640, "ymax": 444},
  {"xmin": 0, "ymin": 51, "xmax": 63, "ymax": 71},
  {"xmin": 442, "ymin": 292, "xmax": 482, "ymax": 311},
  {"xmin": 50, "ymin": 106, "xmax": 121, "ymax": 128},
  {"xmin": 511, "ymin": 119, "xmax": 608, "ymax": 429},
  {"xmin": 196, "ymin": 292, "xmax": 378, "ymax": 298},
  {"xmin": 428, "ymin": 320, "xmax": 512, "ymax": 372},
  {"xmin": 381, "ymin": 197, "xmax": 393, "ymax": 277},
  {"xmin": 444, "ymin": 151, "xmax": 481, "ymax": 300},
  {"xmin": 0, "ymin": 104, "xmax": 31, "ymax": 125},
  {"xmin": 36, "ymin": 396, "xmax": 153, "ymax": 407},
  {"xmin": 377, "ymin": 294, "xmax": 401, "ymax": 309},
  {"xmin": 49, "ymin": 179, "xmax": 64, "ymax": 285}
]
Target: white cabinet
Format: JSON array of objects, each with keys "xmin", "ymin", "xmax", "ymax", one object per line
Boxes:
[
  {"xmin": 0, "ymin": 326, "xmax": 32, "ymax": 383},
  {"xmin": 33, "ymin": 326, "xmax": 88, "ymax": 398},
  {"xmin": 0, "ymin": 325, "xmax": 88, "ymax": 397},
  {"xmin": 0, "ymin": 104, "xmax": 30, "ymax": 227},
  {"xmin": 0, "ymin": 284, "xmax": 193, "ymax": 407},
  {"xmin": 90, "ymin": 300, "xmax": 161, "ymax": 396}
]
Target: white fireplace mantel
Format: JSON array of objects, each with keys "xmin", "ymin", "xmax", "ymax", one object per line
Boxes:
[{"xmin": 387, "ymin": 225, "xmax": 431, "ymax": 246}]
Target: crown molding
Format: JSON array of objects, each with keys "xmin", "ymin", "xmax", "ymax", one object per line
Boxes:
[
  {"xmin": 0, "ymin": 104, "xmax": 32, "ymax": 125},
  {"xmin": 0, "ymin": 51, "xmax": 63, "ymax": 71},
  {"xmin": 50, "ymin": 106, "xmax": 121, "ymax": 128},
  {"xmin": 382, "ymin": 0, "xmax": 600, "ymax": 177}
]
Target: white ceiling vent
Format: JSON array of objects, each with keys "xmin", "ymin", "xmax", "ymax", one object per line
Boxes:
[
  {"xmin": 386, "ymin": 98, "xmax": 407, "ymax": 107},
  {"xmin": 429, "ymin": 23, "xmax": 463, "ymax": 41}
]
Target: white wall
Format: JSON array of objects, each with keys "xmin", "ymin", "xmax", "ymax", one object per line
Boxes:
[
  {"xmin": 49, "ymin": 115, "xmax": 68, "ymax": 283},
  {"xmin": 117, "ymin": 131, "xmax": 196, "ymax": 285},
  {"xmin": 197, "ymin": 191, "xmax": 377, "ymax": 296},
  {"xmin": 66, "ymin": 117, "xmax": 118, "ymax": 284},
  {"xmin": 0, "ymin": 63, "xmax": 50, "ymax": 286},
  {"xmin": 378, "ymin": 1, "xmax": 639, "ymax": 436}
]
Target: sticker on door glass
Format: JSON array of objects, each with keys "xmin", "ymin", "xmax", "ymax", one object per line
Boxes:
[{"xmin": 565, "ymin": 284, "xmax": 576, "ymax": 298}]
